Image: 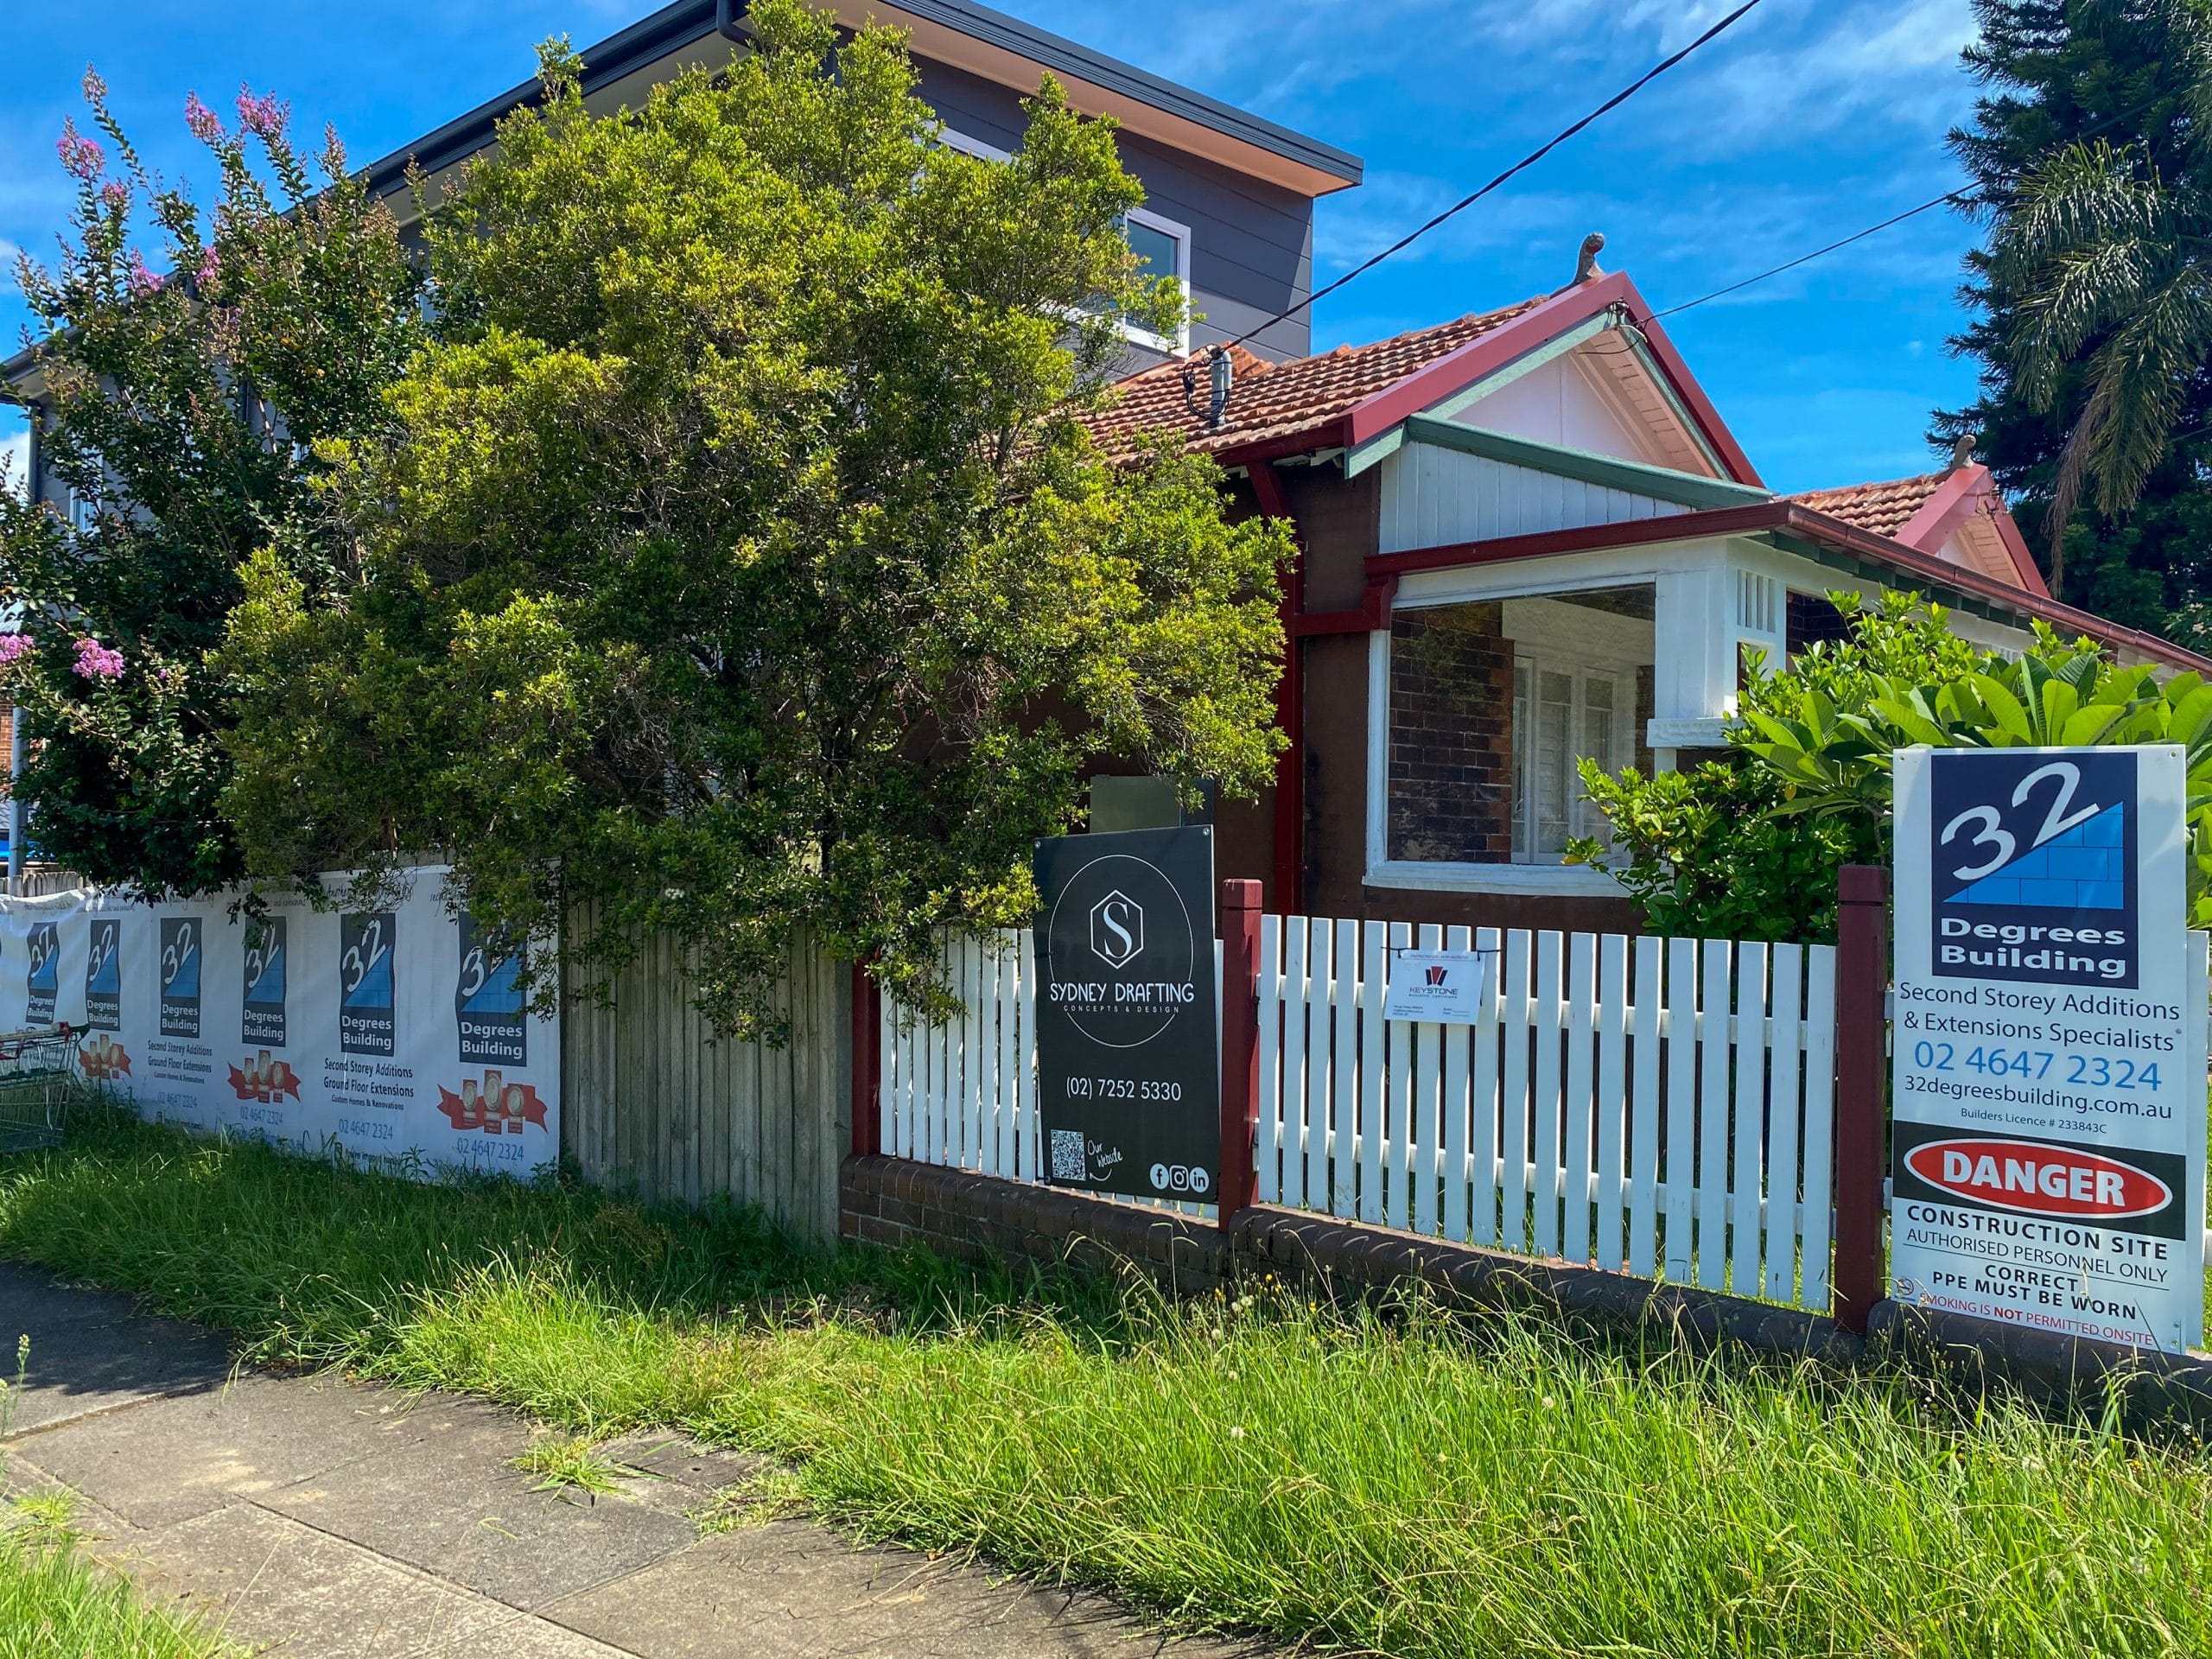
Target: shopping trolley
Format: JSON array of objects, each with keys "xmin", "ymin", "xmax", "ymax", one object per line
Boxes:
[{"xmin": 0, "ymin": 1025, "xmax": 82, "ymax": 1153}]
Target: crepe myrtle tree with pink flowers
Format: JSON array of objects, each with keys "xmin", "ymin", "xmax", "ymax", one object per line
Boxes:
[{"xmin": 0, "ymin": 68, "xmax": 422, "ymax": 896}]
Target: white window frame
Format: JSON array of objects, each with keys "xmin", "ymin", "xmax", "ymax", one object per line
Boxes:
[
  {"xmin": 1365, "ymin": 582, "xmax": 1657, "ymax": 899},
  {"xmin": 936, "ymin": 130, "xmax": 1191, "ymax": 357},
  {"xmin": 1510, "ymin": 652, "xmax": 1634, "ymax": 864},
  {"xmin": 1119, "ymin": 205, "xmax": 1192, "ymax": 356},
  {"xmin": 935, "ymin": 127, "xmax": 1011, "ymax": 162}
]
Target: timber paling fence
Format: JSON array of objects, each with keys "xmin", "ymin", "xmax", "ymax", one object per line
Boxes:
[
  {"xmin": 877, "ymin": 913, "xmax": 1840, "ymax": 1313},
  {"xmin": 561, "ymin": 914, "xmax": 850, "ymax": 1241}
]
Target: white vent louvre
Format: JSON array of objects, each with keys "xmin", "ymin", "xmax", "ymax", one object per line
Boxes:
[{"xmin": 1734, "ymin": 569, "xmax": 1781, "ymax": 637}]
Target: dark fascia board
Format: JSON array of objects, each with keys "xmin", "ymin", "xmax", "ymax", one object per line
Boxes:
[
  {"xmin": 1402, "ymin": 416, "xmax": 1771, "ymax": 512},
  {"xmin": 887, "ymin": 0, "xmax": 1361, "ymax": 185},
  {"xmin": 359, "ymin": 0, "xmax": 1361, "ymax": 201},
  {"xmin": 359, "ymin": 0, "xmax": 727, "ymax": 196}
]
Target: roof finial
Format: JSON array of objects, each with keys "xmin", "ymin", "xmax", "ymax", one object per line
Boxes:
[
  {"xmin": 1948, "ymin": 430, "xmax": 1979, "ymax": 472},
  {"xmin": 1574, "ymin": 232, "xmax": 1605, "ymax": 285}
]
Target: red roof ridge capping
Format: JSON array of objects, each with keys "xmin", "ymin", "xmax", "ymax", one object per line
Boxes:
[
  {"xmin": 1079, "ymin": 270, "xmax": 1764, "ymax": 486},
  {"xmin": 1789, "ymin": 462, "xmax": 2048, "ymax": 597}
]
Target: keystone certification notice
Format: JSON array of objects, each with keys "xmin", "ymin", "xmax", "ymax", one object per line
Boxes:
[{"xmin": 1891, "ymin": 745, "xmax": 2206, "ymax": 1352}]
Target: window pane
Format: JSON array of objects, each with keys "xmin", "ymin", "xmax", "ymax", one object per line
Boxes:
[
  {"xmin": 1384, "ymin": 605, "xmax": 1516, "ymax": 864},
  {"xmin": 1124, "ymin": 218, "xmax": 1182, "ymax": 280},
  {"xmin": 1533, "ymin": 671, "xmax": 1573, "ymax": 857},
  {"xmin": 1389, "ymin": 588, "xmax": 1654, "ymax": 871},
  {"xmin": 1579, "ymin": 677, "xmax": 1617, "ymax": 846}
]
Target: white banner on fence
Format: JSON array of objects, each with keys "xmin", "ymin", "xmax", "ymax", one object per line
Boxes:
[
  {"xmin": 1381, "ymin": 946, "xmax": 1495, "ymax": 1026},
  {"xmin": 0, "ymin": 868, "xmax": 558, "ymax": 1180},
  {"xmin": 1892, "ymin": 745, "xmax": 2204, "ymax": 1352}
]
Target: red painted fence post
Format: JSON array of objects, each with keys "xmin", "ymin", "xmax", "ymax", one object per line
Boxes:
[
  {"xmin": 1831, "ymin": 864, "xmax": 1889, "ymax": 1332},
  {"xmin": 1218, "ymin": 880, "xmax": 1263, "ymax": 1230},
  {"xmin": 850, "ymin": 961, "xmax": 882, "ymax": 1160}
]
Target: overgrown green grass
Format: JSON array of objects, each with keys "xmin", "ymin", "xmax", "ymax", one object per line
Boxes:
[
  {"xmin": 4, "ymin": 1111, "xmax": 2212, "ymax": 1658},
  {"xmin": 0, "ymin": 1529, "xmax": 234, "ymax": 1658}
]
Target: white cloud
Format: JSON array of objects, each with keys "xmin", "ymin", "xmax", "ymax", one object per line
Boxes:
[{"xmin": 1646, "ymin": 0, "xmax": 1977, "ymax": 154}]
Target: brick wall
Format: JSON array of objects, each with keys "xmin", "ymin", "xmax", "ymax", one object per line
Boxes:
[
  {"xmin": 1385, "ymin": 603, "xmax": 1515, "ymax": 862},
  {"xmin": 842, "ymin": 1154, "xmax": 1230, "ymax": 1292},
  {"xmin": 842, "ymin": 1154, "xmax": 1856, "ymax": 1362}
]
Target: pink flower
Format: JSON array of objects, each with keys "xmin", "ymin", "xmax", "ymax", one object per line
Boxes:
[
  {"xmin": 0, "ymin": 635, "xmax": 32, "ymax": 667},
  {"xmin": 197, "ymin": 245, "xmax": 219, "ymax": 287},
  {"xmin": 73, "ymin": 639, "xmax": 124, "ymax": 683},
  {"xmin": 184, "ymin": 92, "xmax": 222, "ymax": 145},
  {"xmin": 235, "ymin": 87, "xmax": 287, "ymax": 142},
  {"xmin": 127, "ymin": 251, "xmax": 162, "ymax": 296},
  {"xmin": 100, "ymin": 181, "xmax": 127, "ymax": 213},
  {"xmin": 56, "ymin": 118, "xmax": 104, "ymax": 182}
]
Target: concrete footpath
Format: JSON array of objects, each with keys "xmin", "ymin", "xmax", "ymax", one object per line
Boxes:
[{"xmin": 0, "ymin": 1263, "xmax": 1251, "ymax": 1658}]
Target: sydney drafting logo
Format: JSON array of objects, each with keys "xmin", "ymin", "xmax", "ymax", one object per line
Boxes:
[
  {"xmin": 1930, "ymin": 750, "xmax": 2138, "ymax": 988},
  {"xmin": 1089, "ymin": 891, "xmax": 1144, "ymax": 969}
]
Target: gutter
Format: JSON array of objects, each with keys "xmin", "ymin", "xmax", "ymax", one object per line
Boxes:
[{"xmin": 356, "ymin": 0, "xmax": 1360, "ymax": 206}]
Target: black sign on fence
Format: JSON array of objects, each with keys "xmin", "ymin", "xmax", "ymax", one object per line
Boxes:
[{"xmin": 1032, "ymin": 825, "xmax": 1218, "ymax": 1202}]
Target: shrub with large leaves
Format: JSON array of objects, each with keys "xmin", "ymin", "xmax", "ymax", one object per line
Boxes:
[{"xmin": 1577, "ymin": 592, "xmax": 2212, "ymax": 938}]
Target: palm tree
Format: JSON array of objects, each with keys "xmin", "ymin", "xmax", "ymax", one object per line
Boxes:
[{"xmin": 1992, "ymin": 0, "xmax": 2212, "ymax": 598}]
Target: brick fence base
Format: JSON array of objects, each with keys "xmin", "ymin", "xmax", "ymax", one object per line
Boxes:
[
  {"xmin": 842, "ymin": 1154, "xmax": 2212, "ymax": 1426},
  {"xmin": 841, "ymin": 1154, "xmax": 1848, "ymax": 1359}
]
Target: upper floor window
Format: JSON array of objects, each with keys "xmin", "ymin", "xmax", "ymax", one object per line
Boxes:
[
  {"xmin": 937, "ymin": 128, "xmax": 1191, "ymax": 356},
  {"xmin": 1118, "ymin": 207, "xmax": 1191, "ymax": 355}
]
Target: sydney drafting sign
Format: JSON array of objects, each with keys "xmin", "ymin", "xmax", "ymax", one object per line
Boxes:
[
  {"xmin": 1892, "ymin": 746, "xmax": 2206, "ymax": 1351},
  {"xmin": 1033, "ymin": 825, "xmax": 1219, "ymax": 1203}
]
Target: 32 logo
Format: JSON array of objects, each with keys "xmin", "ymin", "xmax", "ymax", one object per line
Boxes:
[
  {"xmin": 84, "ymin": 918, "xmax": 122, "ymax": 1031},
  {"xmin": 1939, "ymin": 759, "xmax": 2107, "ymax": 884},
  {"xmin": 339, "ymin": 912, "xmax": 397, "ymax": 1057},
  {"xmin": 1929, "ymin": 748, "xmax": 2139, "ymax": 988},
  {"xmin": 159, "ymin": 917, "xmax": 201, "ymax": 1038},
  {"xmin": 24, "ymin": 923, "xmax": 57, "ymax": 1023}
]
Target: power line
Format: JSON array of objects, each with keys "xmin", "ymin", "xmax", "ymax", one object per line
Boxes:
[
  {"xmin": 1648, "ymin": 188, "xmax": 1974, "ymax": 320},
  {"xmin": 1645, "ymin": 88, "xmax": 2177, "ymax": 321},
  {"xmin": 1224, "ymin": 0, "xmax": 1770, "ymax": 350}
]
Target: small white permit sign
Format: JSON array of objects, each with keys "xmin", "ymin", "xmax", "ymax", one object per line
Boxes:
[
  {"xmin": 1891, "ymin": 744, "xmax": 2207, "ymax": 1353},
  {"xmin": 1384, "ymin": 948, "xmax": 1494, "ymax": 1026}
]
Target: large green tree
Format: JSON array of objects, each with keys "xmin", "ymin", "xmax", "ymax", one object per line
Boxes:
[
  {"xmin": 1940, "ymin": 0, "xmax": 2212, "ymax": 629},
  {"xmin": 221, "ymin": 0, "xmax": 1291, "ymax": 1031},
  {"xmin": 0, "ymin": 72, "xmax": 421, "ymax": 894}
]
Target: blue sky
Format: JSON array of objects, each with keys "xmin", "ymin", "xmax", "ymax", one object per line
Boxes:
[{"xmin": 3, "ymin": 0, "xmax": 1988, "ymax": 494}]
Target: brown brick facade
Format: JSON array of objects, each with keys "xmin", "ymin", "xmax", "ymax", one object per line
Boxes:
[{"xmin": 1384, "ymin": 603, "xmax": 1515, "ymax": 862}]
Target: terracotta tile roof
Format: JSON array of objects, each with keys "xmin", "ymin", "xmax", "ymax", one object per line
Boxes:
[
  {"xmin": 1083, "ymin": 296, "xmax": 1554, "ymax": 461},
  {"xmin": 1786, "ymin": 471, "xmax": 1950, "ymax": 539}
]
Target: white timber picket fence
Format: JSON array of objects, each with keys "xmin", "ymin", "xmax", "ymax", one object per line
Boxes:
[{"xmin": 879, "ymin": 915, "xmax": 1840, "ymax": 1312}]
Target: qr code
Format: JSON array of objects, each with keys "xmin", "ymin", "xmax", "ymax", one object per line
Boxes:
[{"xmin": 1049, "ymin": 1129, "xmax": 1088, "ymax": 1181}]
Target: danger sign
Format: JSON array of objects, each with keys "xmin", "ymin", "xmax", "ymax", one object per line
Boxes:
[{"xmin": 1891, "ymin": 746, "xmax": 2206, "ymax": 1352}]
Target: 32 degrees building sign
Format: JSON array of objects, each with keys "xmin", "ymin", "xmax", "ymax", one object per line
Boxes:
[
  {"xmin": 1893, "ymin": 745, "xmax": 2205, "ymax": 1351},
  {"xmin": 1033, "ymin": 827, "xmax": 1219, "ymax": 1203}
]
